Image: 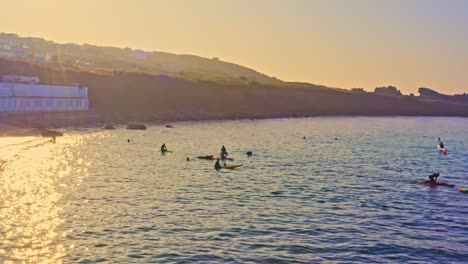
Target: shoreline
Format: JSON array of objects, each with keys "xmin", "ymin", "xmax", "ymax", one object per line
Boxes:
[{"xmin": 1, "ymin": 113, "xmax": 468, "ymax": 138}]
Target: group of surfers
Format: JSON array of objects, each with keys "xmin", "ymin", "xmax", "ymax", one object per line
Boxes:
[
  {"xmin": 214, "ymin": 145, "xmax": 237, "ymax": 171},
  {"xmin": 160, "ymin": 144, "xmax": 251, "ymax": 171},
  {"xmin": 161, "ymin": 138, "xmax": 446, "ymax": 178}
]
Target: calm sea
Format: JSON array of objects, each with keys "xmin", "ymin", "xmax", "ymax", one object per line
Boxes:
[{"xmin": 1, "ymin": 117, "xmax": 467, "ymax": 263}]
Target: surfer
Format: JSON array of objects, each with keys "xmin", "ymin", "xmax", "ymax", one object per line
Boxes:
[
  {"xmin": 215, "ymin": 158, "xmax": 222, "ymax": 171},
  {"xmin": 438, "ymin": 137, "xmax": 444, "ymax": 149},
  {"xmin": 429, "ymin": 172, "xmax": 440, "ymax": 183},
  {"xmin": 220, "ymin": 145, "xmax": 228, "ymax": 158},
  {"xmin": 197, "ymin": 155, "xmax": 214, "ymax": 160},
  {"xmin": 161, "ymin": 143, "xmax": 167, "ymax": 153}
]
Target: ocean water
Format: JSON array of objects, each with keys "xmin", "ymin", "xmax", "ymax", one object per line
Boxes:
[{"xmin": 0, "ymin": 117, "xmax": 467, "ymax": 263}]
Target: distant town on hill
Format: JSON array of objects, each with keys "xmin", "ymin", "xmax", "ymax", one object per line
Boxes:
[{"xmin": 0, "ymin": 33, "xmax": 467, "ymax": 126}]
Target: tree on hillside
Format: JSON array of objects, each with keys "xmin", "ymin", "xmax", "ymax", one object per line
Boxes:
[
  {"xmin": 351, "ymin": 88, "xmax": 366, "ymax": 93},
  {"xmin": 374, "ymin": 86, "xmax": 402, "ymax": 96}
]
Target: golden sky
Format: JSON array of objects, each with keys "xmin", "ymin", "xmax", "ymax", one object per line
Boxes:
[{"xmin": 1, "ymin": 0, "xmax": 467, "ymax": 94}]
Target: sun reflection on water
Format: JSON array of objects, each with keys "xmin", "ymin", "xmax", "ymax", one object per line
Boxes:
[{"xmin": 0, "ymin": 134, "xmax": 92, "ymax": 263}]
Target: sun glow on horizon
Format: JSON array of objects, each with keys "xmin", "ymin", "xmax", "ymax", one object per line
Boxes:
[{"xmin": 0, "ymin": 0, "xmax": 467, "ymax": 95}]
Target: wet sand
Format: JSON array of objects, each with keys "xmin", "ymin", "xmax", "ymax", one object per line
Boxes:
[{"xmin": 0, "ymin": 124, "xmax": 38, "ymax": 137}]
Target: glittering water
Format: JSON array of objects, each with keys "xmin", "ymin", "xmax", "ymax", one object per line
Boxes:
[{"xmin": 1, "ymin": 117, "xmax": 467, "ymax": 263}]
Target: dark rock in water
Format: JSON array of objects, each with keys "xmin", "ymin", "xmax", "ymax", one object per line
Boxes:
[
  {"xmin": 127, "ymin": 124, "xmax": 147, "ymax": 130},
  {"xmin": 40, "ymin": 129, "xmax": 63, "ymax": 137},
  {"xmin": 166, "ymin": 124, "xmax": 174, "ymax": 128},
  {"xmin": 103, "ymin": 124, "xmax": 116, "ymax": 130}
]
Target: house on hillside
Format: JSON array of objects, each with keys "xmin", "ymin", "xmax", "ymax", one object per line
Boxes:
[{"xmin": 0, "ymin": 75, "xmax": 89, "ymax": 113}]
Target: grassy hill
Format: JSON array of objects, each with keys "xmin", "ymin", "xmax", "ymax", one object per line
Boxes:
[{"xmin": 0, "ymin": 33, "xmax": 282, "ymax": 85}]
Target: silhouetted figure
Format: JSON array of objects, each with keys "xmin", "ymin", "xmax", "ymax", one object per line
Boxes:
[
  {"xmin": 215, "ymin": 159, "xmax": 222, "ymax": 171},
  {"xmin": 438, "ymin": 137, "xmax": 444, "ymax": 149},
  {"xmin": 246, "ymin": 150, "xmax": 253, "ymax": 156},
  {"xmin": 186, "ymin": 157, "xmax": 190, "ymax": 161},
  {"xmin": 197, "ymin": 155, "xmax": 214, "ymax": 160},
  {"xmin": 128, "ymin": 139, "xmax": 130, "ymax": 143},
  {"xmin": 220, "ymin": 145, "xmax": 228, "ymax": 158},
  {"xmin": 161, "ymin": 143, "xmax": 167, "ymax": 153},
  {"xmin": 429, "ymin": 172, "xmax": 440, "ymax": 183}
]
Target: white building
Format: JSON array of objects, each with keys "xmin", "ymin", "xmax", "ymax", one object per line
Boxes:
[
  {"xmin": 0, "ymin": 75, "xmax": 89, "ymax": 112},
  {"xmin": 2, "ymin": 75, "xmax": 40, "ymax": 84}
]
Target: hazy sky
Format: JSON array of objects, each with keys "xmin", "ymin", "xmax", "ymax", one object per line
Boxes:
[{"xmin": 1, "ymin": 0, "xmax": 467, "ymax": 94}]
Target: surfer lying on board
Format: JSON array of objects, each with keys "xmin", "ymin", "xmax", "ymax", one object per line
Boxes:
[
  {"xmin": 197, "ymin": 155, "xmax": 214, "ymax": 160},
  {"xmin": 429, "ymin": 172, "xmax": 440, "ymax": 183}
]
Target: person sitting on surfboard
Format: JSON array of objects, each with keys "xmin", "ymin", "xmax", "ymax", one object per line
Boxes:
[
  {"xmin": 438, "ymin": 137, "xmax": 444, "ymax": 149},
  {"xmin": 220, "ymin": 145, "xmax": 228, "ymax": 158},
  {"xmin": 161, "ymin": 143, "xmax": 167, "ymax": 153},
  {"xmin": 214, "ymin": 159, "xmax": 222, "ymax": 171},
  {"xmin": 429, "ymin": 172, "xmax": 440, "ymax": 183}
]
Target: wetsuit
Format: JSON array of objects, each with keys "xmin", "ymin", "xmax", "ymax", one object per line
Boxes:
[
  {"xmin": 220, "ymin": 146, "xmax": 228, "ymax": 158},
  {"xmin": 215, "ymin": 160, "xmax": 222, "ymax": 171},
  {"xmin": 429, "ymin": 173, "xmax": 440, "ymax": 183},
  {"xmin": 438, "ymin": 138, "xmax": 444, "ymax": 148},
  {"xmin": 197, "ymin": 155, "xmax": 213, "ymax": 160}
]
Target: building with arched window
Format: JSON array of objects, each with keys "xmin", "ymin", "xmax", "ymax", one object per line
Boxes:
[{"xmin": 0, "ymin": 75, "xmax": 88, "ymax": 112}]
